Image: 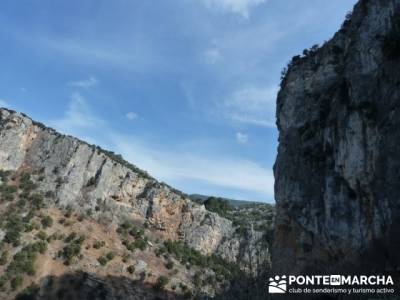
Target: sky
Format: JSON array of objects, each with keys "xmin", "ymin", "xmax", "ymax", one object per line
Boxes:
[{"xmin": 0, "ymin": 0, "xmax": 357, "ymax": 203}]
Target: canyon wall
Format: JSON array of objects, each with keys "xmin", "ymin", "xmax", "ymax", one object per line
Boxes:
[{"xmin": 274, "ymin": 0, "xmax": 400, "ymax": 274}]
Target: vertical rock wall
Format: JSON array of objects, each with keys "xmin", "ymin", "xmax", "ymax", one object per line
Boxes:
[{"xmin": 274, "ymin": 0, "xmax": 400, "ymax": 274}]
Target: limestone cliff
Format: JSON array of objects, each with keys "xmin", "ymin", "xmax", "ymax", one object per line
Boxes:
[
  {"xmin": 0, "ymin": 108, "xmax": 269, "ymax": 271},
  {"xmin": 0, "ymin": 109, "xmax": 270, "ymax": 299},
  {"xmin": 274, "ymin": 0, "xmax": 400, "ymax": 274}
]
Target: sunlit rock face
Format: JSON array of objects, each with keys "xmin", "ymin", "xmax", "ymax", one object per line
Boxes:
[
  {"xmin": 274, "ymin": 0, "xmax": 400, "ymax": 274},
  {"xmin": 0, "ymin": 108, "xmax": 270, "ymax": 271}
]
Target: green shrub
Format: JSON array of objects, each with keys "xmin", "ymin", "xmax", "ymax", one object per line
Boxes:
[
  {"xmin": 31, "ymin": 193, "xmax": 44, "ymax": 209},
  {"xmin": 41, "ymin": 216, "xmax": 53, "ymax": 228},
  {"xmin": 106, "ymin": 252, "xmax": 115, "ymax": 261},
  {"xmin": 4, "ymin": 215, "xmax": 25, "ymax": 246},
  {"xmin": 11, "ymin": 275, "xmax": 23, "ymax": 291},
  {"xmin": 98, "ymin": 256, "xmax": 108, "ymax": 266},
  {"xmin": 2, "ymin": 185, "xmax": 17, "ymax": 194},
  {"xmin": 127, "ymin": 265, "xmax": 135, "ymax": 274},
  {"xmin": 163, "ymin": 240, "xmax": 238, "ymax": 282},
  {"xmin": 132, "ymin": 238, "xmax": 147, "ymax": 251},
  {"xmin": 4, "ymin": 229, "xmax": 21, "ymax": 246},
  {"xmin": 36, "ymin": 231, "xmax": 48, "ymax": 241},
  {"xmin": 0, "ymin": 275, "xmax": 7, "ymax": 289},
  {"xmin": 30, "ymin": 221, "xmax": 41, "ymax": 231},
  {"xmin": 203, "ymin": 197, "xmax": 233, "ymax": 219},
  {"xmin": 93, "ymin": 241, "xmax": 105, "ymax": 249},
  {"xmin": 155, "ymin": 246, "xmax": 166, "ymax": 257},
  {"xmin": 65, "ymin": 232, "xmax": 77, "ymax": 243},
  {"xmin": 19, "ymin": 172, "xmax": 37, "ymax": 193},
  {"xmin": 122, "ymin": 237, "xmax": 148, "ymax": 252},
  {"xmin": 0, "ymin": 169, "xmax": 10, "ymax": 182},
  {"xmin": 117, "ymin": 221, "xmax": 136, "ymax": 237},
  {"xmin": 163, "ymin": 240, "xmax": 206, "ymax": 266},
  {"xmin": 61, "ymin": 234, "xmax": 84, "ymax": 265},
  {"xmin": 7, "ymin": 244, "xmax": 40, "ymax": 276},
  {"xmin": 129, "ymin": 228, "xmax": 144, "ymax": 239},
  {"xmin": 34, "ymin": 241, "xmax": 48, "ymax": 254},
  {"xmin": 122, "ymin": 253, "xmax": 130, "ymax": 263},
  {"xmin": 0, "ymin": 184, "xmax": 17, "ymax": 202},
  {"xmin": 0, "ymin": 250, "xmax": 9, "ymax": 265},
  {"xmin": 165, "ymin": 260, "xmax": 174, "ymax": 270},
  {"xmin": 17, "ymin": 199, "xmax": 27, "ymax": 208},
  {"xmin": 179, "ymin": 283, "xmax": 188, "ymax": 291},
  {"xmin": 154, "ymin": 276, "xmax": 169, "ymax": 290}
]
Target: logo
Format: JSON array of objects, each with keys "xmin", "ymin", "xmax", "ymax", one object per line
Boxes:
[
  {"xmin": 267, "ymin": 274, "xmax": 395, "ymax": 295},
  {"xmin": 268, "ymin": 275, "xmax": 287, "ymax": 293}
]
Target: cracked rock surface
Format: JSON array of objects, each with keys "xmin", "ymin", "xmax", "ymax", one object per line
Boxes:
[{"xmin": 274, "ymin": 0, "xmax": 400, "ymax": 274}]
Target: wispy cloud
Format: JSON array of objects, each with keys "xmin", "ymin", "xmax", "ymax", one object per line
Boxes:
[
  {"xmin": 113, "ymin": 136, "xmax": 274, "ymax": 198},
  {"xmin": 219, "ymin": 85, "xmax": 278, "ymax": 127},
  {"xmin": 24, "ymin": 35, "xmax": 172, "ymax": 74},
  {"xmin": 41, "ymin": 37, "xmax": 130, "ymax": 65},
  {"xmin": 202, "ymin": 0, "xmax": 267, "ymax": 18},
  {"xmin": 68, "ymin": 77, "xmax": 99, "ymax": 89},
  {"xmin": 236, "ymin": 132, "xmax": 248, "ymax": 144},
  {"xmin": 49, "ymin": 92, "xmax": 104, "ymax": 137},
  {"xmin": 49, "ymin": 96, "xmax": 274, "ymax": 200},
  {"xmin": 126, "ymin": 112, "xmax": 138, "ymax": 120}
]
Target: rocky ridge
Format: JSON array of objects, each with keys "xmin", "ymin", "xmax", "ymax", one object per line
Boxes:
[
  {"xmin": 0, "ymin": 107, "xmax": 268, "ymax": 266},
  {"xmin": 0, "ymin": 107, "xmax": 270, "ymax": 299}
]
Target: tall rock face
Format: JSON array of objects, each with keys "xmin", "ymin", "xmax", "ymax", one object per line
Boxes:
[
  {"xmin": 274, "ymin": 0, "xmax": 400, "ymax": 274},
  {"xmin": 0, "ymin": 108, "xmax": 269, "ymax": 272}
]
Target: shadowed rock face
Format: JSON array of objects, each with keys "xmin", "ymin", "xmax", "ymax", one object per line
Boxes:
[
  {"xmin": 15, "ymin": 272, "xmax": 182, "ymax": 300},
  {"xmin": 274, "ymin": 0, "xmax": 400, "ymax": 274}
]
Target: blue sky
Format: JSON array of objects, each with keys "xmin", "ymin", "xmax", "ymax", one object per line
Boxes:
[{"xmin": 0, "ymin": 0, "xmax": 357, "ymax": 202}]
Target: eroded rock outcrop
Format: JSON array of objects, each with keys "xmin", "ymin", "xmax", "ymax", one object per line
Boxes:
[{"xmin": 274, "ymin": 0, "xmax": 400, "ymax": 274}]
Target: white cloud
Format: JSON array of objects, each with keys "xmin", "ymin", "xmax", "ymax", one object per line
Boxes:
[
  {"xmin": 221, "ymin": 85, "xmax": 278, "ymax": 127},
  {"xmin": 68, "ymin": 77, "xmax": 99, "ymax": 89},
  {"xmin": 126, "ymin": 112, "xmax": 138, "ymax": 120},
  {"xmin": 0, "ymin": 99, "xmax": 8, "ymax": 107},
  {"xmin": 204, "ymin": 48, "xmax": 222, "ymax": 64},
  {"xmin": 202, "ymin": 0, "xmax": 267, "ymax": 17},
  {"xmin": 49, "ymin": 92, "xmax": 104, "ymax": 136},
  {"xmin": 236, "ymin": 132, "xmax": 248, "ymax": 144},
  {"xmin": 49, "ymin": 97, "xmax": 274, "ymax": 200},
  {"xmin": 113, "ymin": 136, "xmax": 274, "ymax": 198}
]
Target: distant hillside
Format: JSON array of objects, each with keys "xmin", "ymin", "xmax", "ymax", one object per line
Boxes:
[{"xmin": 189, "ymin": 194, "xmax": 271, "ymax": 208}]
